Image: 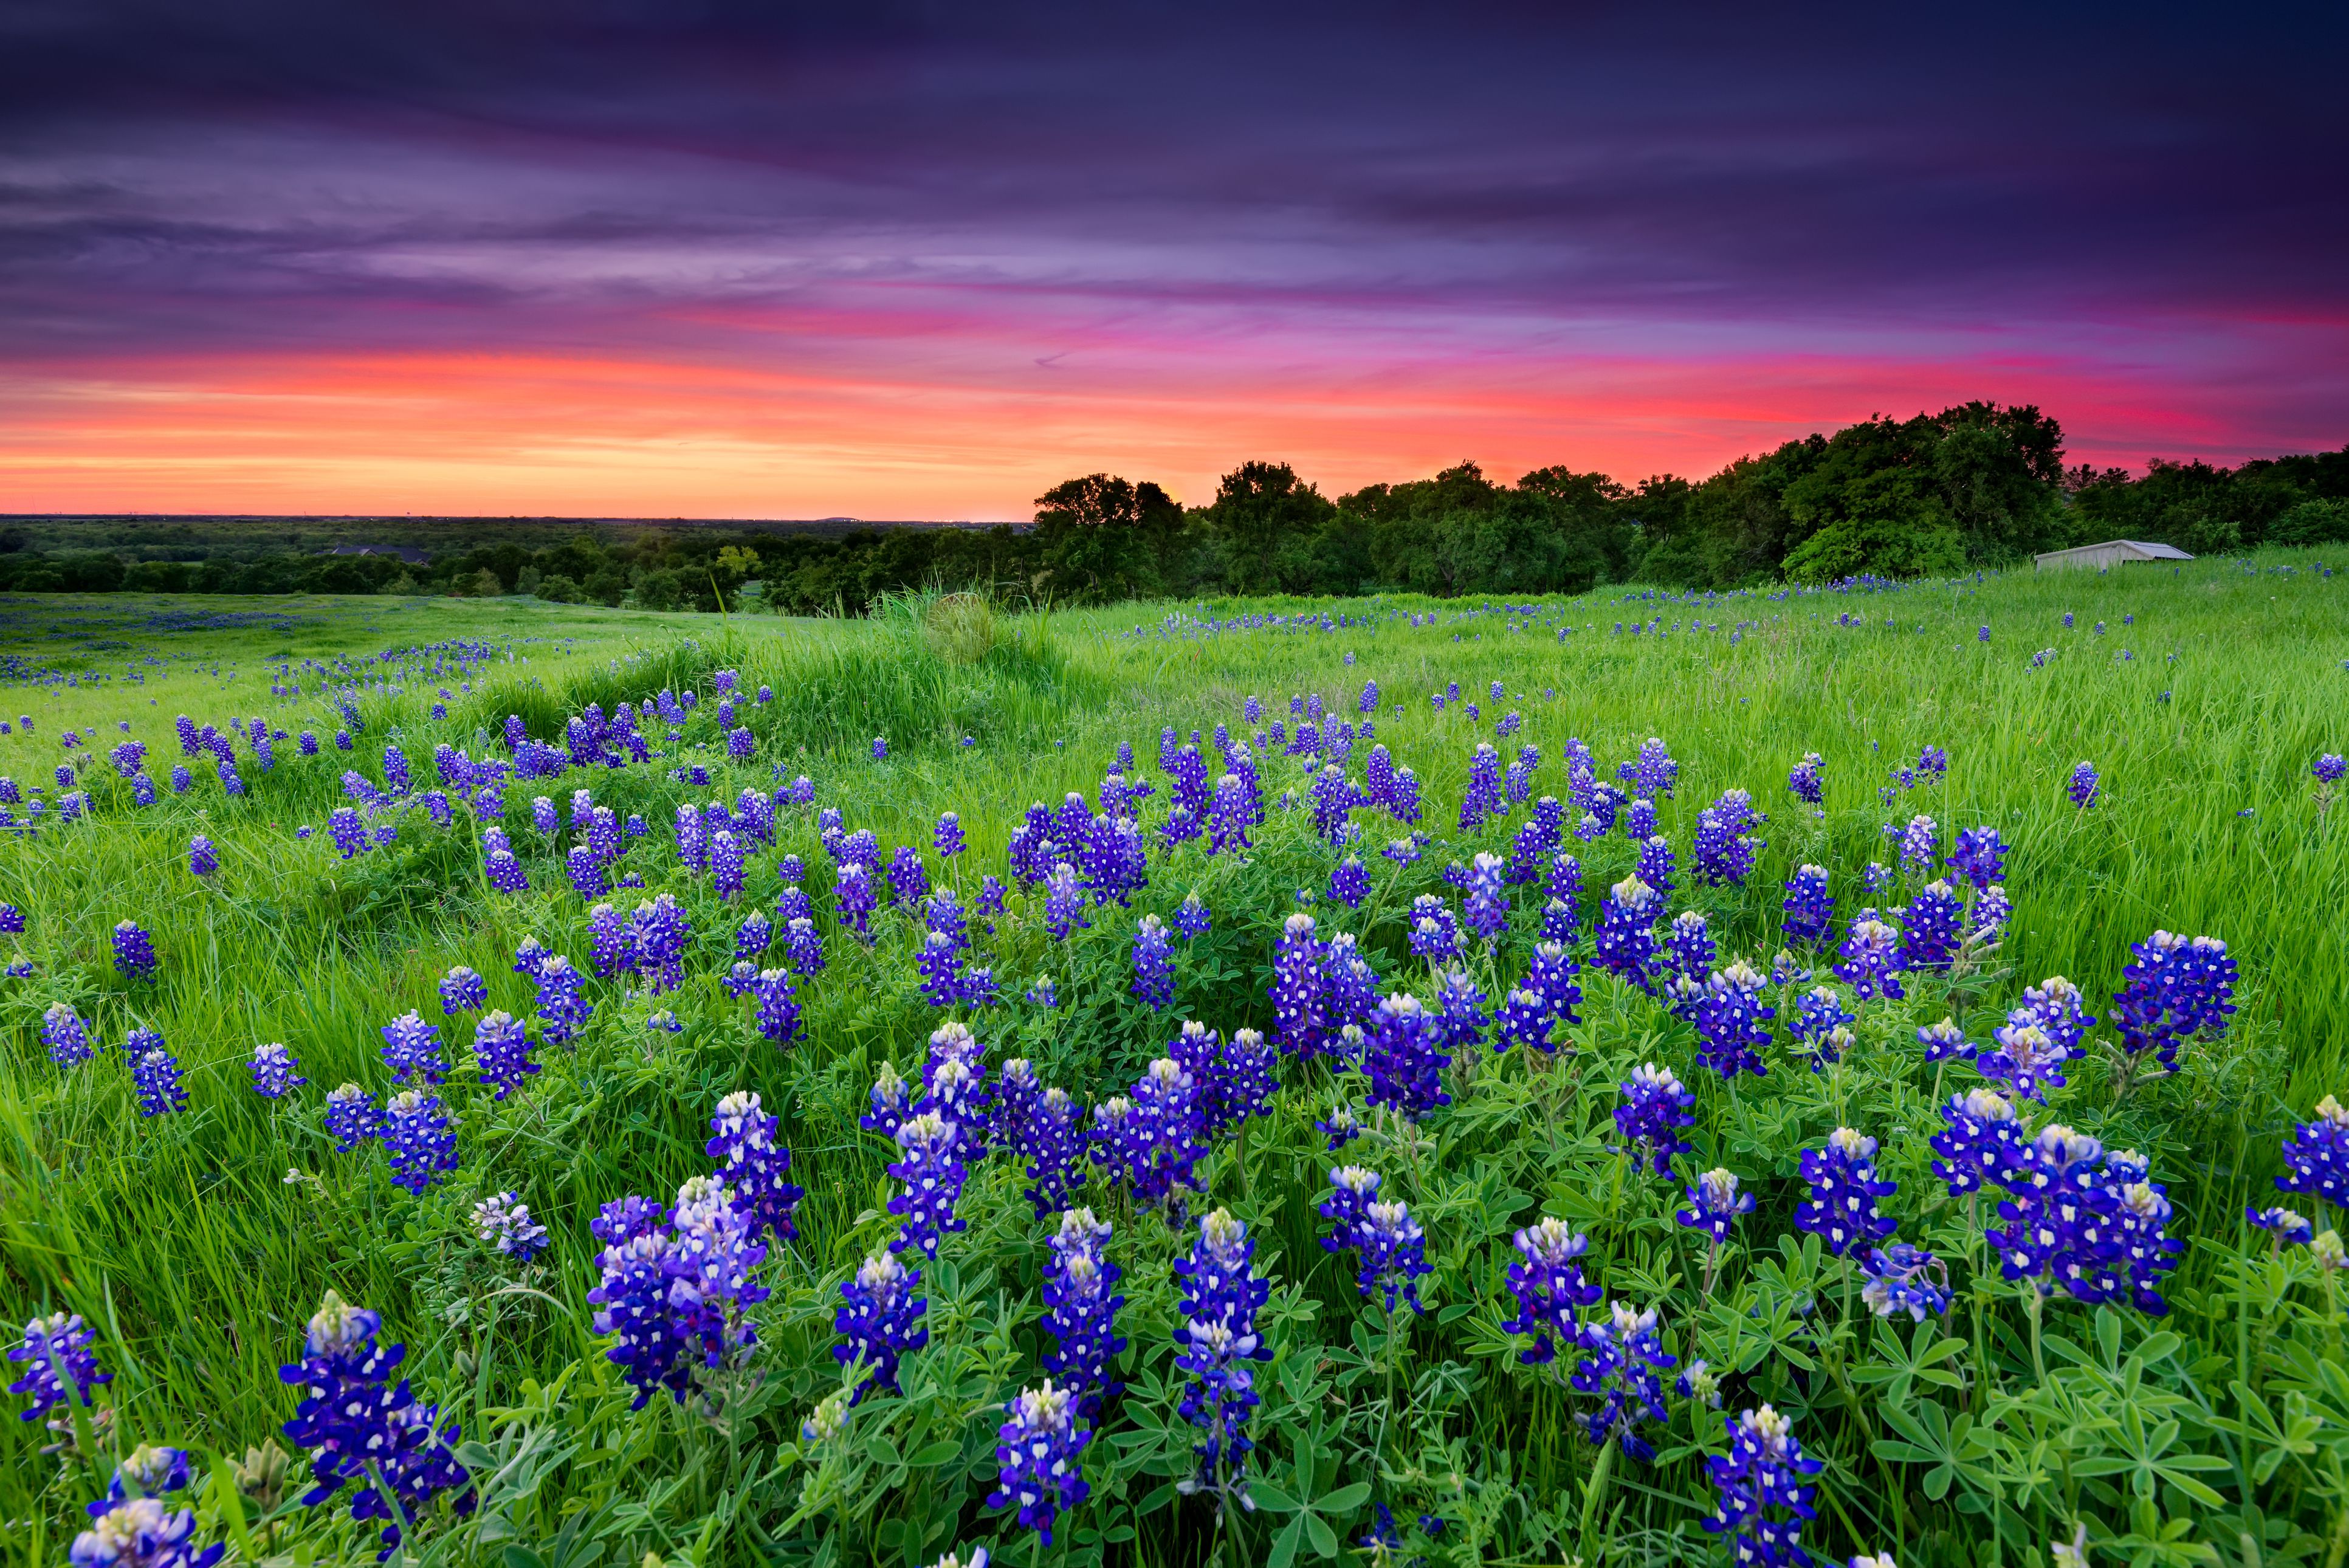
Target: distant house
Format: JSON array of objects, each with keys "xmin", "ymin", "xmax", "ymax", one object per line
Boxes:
[{"xmin": 2033, "ymin": 540, "xmax": 2194, "ymax": 571}]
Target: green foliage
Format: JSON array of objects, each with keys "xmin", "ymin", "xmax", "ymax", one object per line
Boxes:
[
  {"xmin": 1, "ymin": 554, "xmax": 2347, "ymax": 1568},
  {"xmin": 6, "ymin": 416, "xmax": 2348, "ymax": 603}
]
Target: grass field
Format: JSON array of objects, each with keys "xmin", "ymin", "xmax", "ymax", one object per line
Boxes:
[{"xmin": 2, "ymin": 556, "xmax": 2345, "ymax": 1568}]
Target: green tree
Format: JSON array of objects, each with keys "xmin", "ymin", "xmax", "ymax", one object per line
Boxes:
[{"xmin": 1202, "ymin": 461, "xmax": 1336, "ymax": 593}]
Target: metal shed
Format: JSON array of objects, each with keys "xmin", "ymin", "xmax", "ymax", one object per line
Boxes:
[{"xmin": 2033, "ymin": 540, "xmax": 2195, "ymax": 570}]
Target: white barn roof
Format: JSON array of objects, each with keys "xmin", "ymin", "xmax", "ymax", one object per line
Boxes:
[{"xmin": 2034, "ymin": 539, "xmax": 2195, "ymax": 568}]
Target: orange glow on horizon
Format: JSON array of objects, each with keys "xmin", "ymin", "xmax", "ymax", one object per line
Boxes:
[{"xmin": 0, "ymin": 340, "xmax": 2323, "ymax": 519}]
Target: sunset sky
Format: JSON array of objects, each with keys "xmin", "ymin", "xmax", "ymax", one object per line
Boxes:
[{"xmin": 2, "ymin": 1, "xmax": 2343, "ymax": 519}]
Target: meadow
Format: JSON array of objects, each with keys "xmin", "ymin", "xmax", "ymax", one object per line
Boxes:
[{"xmin": 2, "ymin": 556, "xmax": 2345, "ymax": 1568}]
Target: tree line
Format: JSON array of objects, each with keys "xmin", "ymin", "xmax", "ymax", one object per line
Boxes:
[{"xmin": 2, "ymin": 402, "xmax": 2342, "ymax": 608}]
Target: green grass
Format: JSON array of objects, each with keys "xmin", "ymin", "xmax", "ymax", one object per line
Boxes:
[{"xmin": 2, "ymin": 557, "xmax": 2346, "ymax": 1568}]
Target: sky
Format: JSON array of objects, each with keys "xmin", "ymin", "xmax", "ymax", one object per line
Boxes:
[{"xmin": 1, "ymin": 0, "xmax": 2344, "ymax": 520}]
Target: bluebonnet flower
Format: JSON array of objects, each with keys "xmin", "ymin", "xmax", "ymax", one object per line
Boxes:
[
  {"xmin": 472, "ymin": 1011, "xmax": 536, "ymax": 1099},
  {"xmin": 379, "ymin": 1011, "xmax": 446, "ymax": 1084},
  {"xmin": 1967, "ymin": 884, "xmax": 2012, "ymax": 951},
  {"xmin": 1988, "ymin": 1127, "xmax": 2175, "ymax": 1310},
  {"xmin": 324, "ymin": 1084, "xmax": 382, "ymax": 1151},
  {"xmin": 1020, "ymin": 1087, "xmax": 1086, "ymax": 1218},
  {"xmin": 825, "ymin": 1248, "xmax": 930, "ymax": 1407},
  {"xmin": 750, "ymin": 966, "xmax": 802, "ymax": 1047},
  {"xmin": 1386, "ymin": 766, "xmax": 1422, "ymax": 825},
  {"xmin": 1666, "ymin": 910, "xmax": 1716, "ymax": 987},
  {"xmin": 986, "ymin": 1381, "xmax": 1093, "ymax": 1546},
  {"xmin": 1265, "ymin": 912, "xmax": 1330, "ymax": 1058},
  {"xmin": 1316, "ymin": 1101, "xmax": 1363, "ymax": 1150},
  {"xmin": 565, "ymin": 846, "xmax": 607, "ymax": 899},
  {"xmin": 535, "ymin": 955, "xmax": 591, "ymax": 1044},
  {"xmin": 1594, "ymin": 875, "xmax": 1663, "ymax": 992},
  {"xmin": 1615, "ymin": 1064, "xmax": 1696, "ymax": 1175},
  {"xmin": 664, "ymin": 1175, "xmax": 771, "ymax": 1372},
  {"xmin": 1309, "ymin": 764, "xmax": 1357, "ymax": 846},
  {"xmin": 1862, "ymin": 861, "xmax": 1893, "ymax": 896},
  {"xmin": 1200, "ymin": 1023, "xmax": 1280, "ymax": 1135},
  {"xmin": 1040, "ymin": 862, "xmax": 1089, "ymax": 941},
  {"xmin": 2111, "ymin": 930, "xmax": 2237, "ymax": 1075},
  {"xmin": 439, "ymin": 966, "xmax": 486, "ymax": 1014},
  {"xmin": 859, "ymin": 1062, "xmax": 915, "ymax": 1148},
  {"xmin": 1786, "ymin": 753, "xmax": 1825, "ymax": 805},
  {"xmin": 278, "ymin": 1292, "xmax": 475, "ymax": 1555},
  {"xmin": 383, "ymin": 1092, "xmax": 458, "ymax": 1194},
  {"xmin": 1155, "ymin": 892, "xmax": 1209, "ymax": 947},
  {"xmin": 1916, "ymin": 1016, "xmax": 1974, "ymax": 1064},
  {"xmin": 1901, "ymin": 881, "xmax": 1965, "ymax": 970},
  {"xmin": 1503, "ymin": 1217, "xmax": 1601, "ymax": 1366},
  {"xmin": 1130, "ymin": 915, "xmax": 1176, "ymax": 1010},
  {"xmin": 1677, "ymin": 1167, "xmax": 1755, "ymax": 1244},
  {"xmin": 1328, "ymin": 856, "xmax": 1371, "ymax": 909},
  {"xmin": 1172, "ymin": 1209, "xmax": 1273, "ymax": 1509},
  {"xmin": 2067, "ymin": 761, "xmax": 2100, "ymax": 808},
  {"xmin": 9, "ymin": 1310, "xmax": 112, "ymax": 1423},
  {"xmin": 248, "ymin": 1042, "xmax": 305, "ymax": 1099},
  {"xmin": 1318, "ymin": 1164, "xmax": 1382, "ymax": 1258},
  {"xmin": 1352, "ymin": 1199, "xmax": 1430, "ymax": 1315},
  {"xmin": 1834, "ymin": 909, "xmax": 1907, "ymax": 1000},
  {"xmin": 1462, "ymin": 851, "xmax": 1508, "ymax": 943},
  {"xmin": 43, "ymin": 1002, "xmax": 93, "ymax": 1067},
  {"xmin": 2018, "ymin": 974, "xmax": 2096, "ymax": 1055},
  {"xmin": 1041, "ymin": 1209, "xmax": 1126, "ymax": 1418},
  {"xmin": 1113, "ymin": 1058, "xmax": 1208, "ymax": 1213},
  {"xmin": 1635, "ymin": 834, "xmax": 1676, "ymax": 896},
  {"xmin": 188, "ymin": 836, "xmax": 216, "ymax": 876},
  {"xmin": 834, "ymin": 861, "xmax": 878, "ymax": 944},
  {"xmin": 1693, "ymin": 961, "xmax": 1774, "ymax": 1079},
  {"xmin": 1796, "ymin": 1128, "xmax": 1899, "ymax": 1256},
  {"xmin": 129, "ymin": 1034, "xmax": 188, "ymax": 1116},
  {"xmin": 1206, "ymin": 774, "xmax": 1253, "ymax": 854},
  {"xmin": 0, "ymin": 903, "xmax": 21, "ymax": 934},
  {"xmin": 484, "ymin": 850, "xmax": 527, "ymax": 893},
  {"xmin": 1620, "ymin": 737, "xmax": 1679, "ymax": 800},
  {"xmin": 1949, "ymin": 826, "xmax": 2006, "ymax": 888},
  {"xmin": 1978, "ymin": 1008, "xmax": 2076, "ymax": 1101},
  {"xmin": 1702, "ymin": 1406, "xmax": 1824, "ymax": 1568},
  {"xmin": 471, "ymin": 1192, "xmax": 549, "ymax": 1262},
  {"xmin": 94, "ymin": 1441, "xmax": 195, "ymax": 1507},
  {"xmin": 1408, "ymin": 894, "xmax": 1462, "ymax": 965},
  {"xmin": 1364, "ymin": 993, "xmax": 1451, "ymax": 1119},
  {"xmin": 1897, "ymin": 814, "xmax": 1938, "ymax": 878},
  {"xmin": 2278, "ymin": 1096, "xmax": 2349, "ymax": 1209},
  {"xmin": 886, "ymin": 844, "xmax": 929, "ymax": 909},
  {"xmin": 111, "ymin": 921, "xmax": 158, "ymax": 981},
  {"xmin": 1458, "ymin": 743, "xmax": 1504, "ymax": 831},
  {"xmin": 1429, "ymin": 966, "xmax": 1488, "ymax": 1058},
  {"xmin": 327, "ymin": 808, "xmax": 369, "ymax": 860},
  {"xmin": 888, "ymin": 1112, "xmax": 969, "ymax": 1259},
  {"xmin": 2248, "ymin": 1207, "xmax": 2314, "ymax": 1248},
  {"xmin": 1573, "ymin": 1302, "xmax": 1676, "ymax": 1460},
  {"xmin": 1693, "ymin": 791, "xmax": 1763, "ymax": 887},
  {"xmin": 1859, "ymin": 1243, "xmax": 1948, "ymax": 1320},
  {"xmin": 72, "ymin": 1496, "xmax": 224, "ymax": 1568},
  {"xmin": 588, "ymin": 1221, "xmax": 690, "ymax": 1409}
]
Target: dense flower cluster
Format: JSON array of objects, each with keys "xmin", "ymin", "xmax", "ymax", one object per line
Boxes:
[
  {"xmin": 1703, "ymin": 1406, "xmax": 1825, "ymax": 1568},
  {"xmin": 277, "ymin": 1292, "xmax": 475, "ymax": 1555},
  {"xmin": 10, "ymin": 1311, "xmax": 112, "ymax": 1423},
  {"xmin": 1796, "ymin": 1128, "xmax": 1899, "ymax": 1256},
  {"xmin": 1172, "ymin": 1208, "xmax": 1272, "ymax": 1508}
]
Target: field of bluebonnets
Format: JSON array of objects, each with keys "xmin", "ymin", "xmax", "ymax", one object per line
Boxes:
[{"xmin": 4, "ymin": 555, "xmax": 2348, "ymax": 1568}]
